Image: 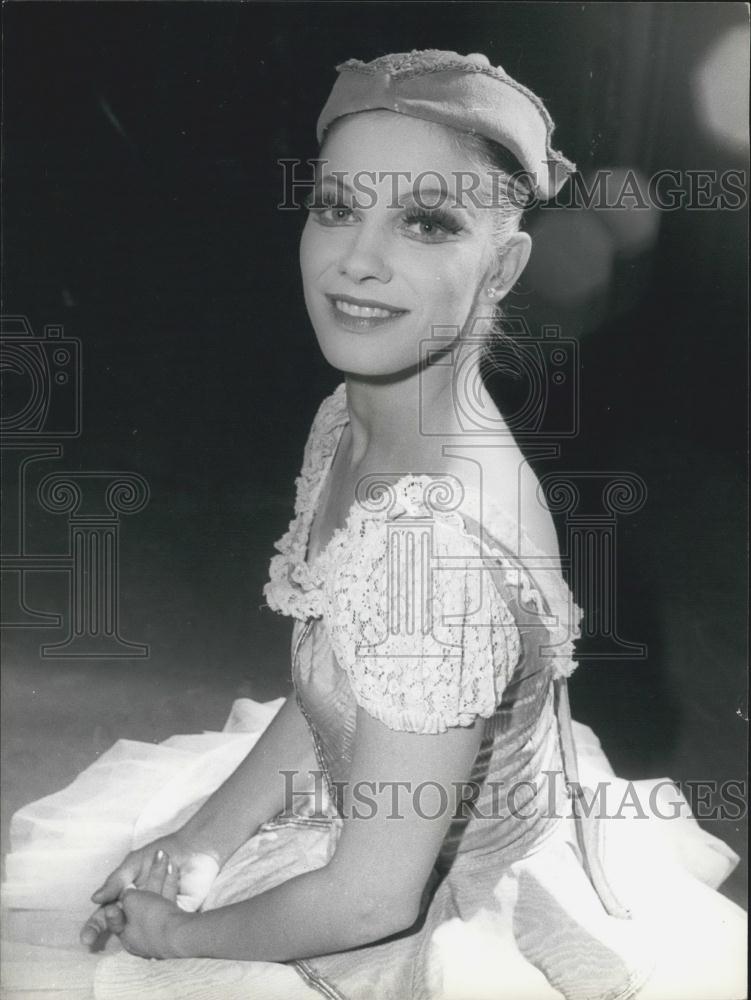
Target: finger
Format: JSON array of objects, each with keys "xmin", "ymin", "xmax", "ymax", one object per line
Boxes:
[
  {"xmin": 162, "ymin": 860, "xmax": 179, "ymax": 902},
  {"xmin": 104, "ymin": 902, "xmax": 126, "ymax": 936},
  {"xmin": 142, "ymin": 849, "xmax": 169, "ymax": 894},
  {"xmin": 80, "ymin": 907, "xmax": 109, "ymax": 947},
  {"xmin": 91, "ymin": 859, "xmax": 140, "ymax": 904},
  {"xmin": 120, "ymin": 885, "xmax": 140, "ymax": 910}
]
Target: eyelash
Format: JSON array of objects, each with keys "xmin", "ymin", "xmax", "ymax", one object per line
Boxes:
[
  {"xmin": 402, "ymin": 207, "xmax": 464, "ymax": 238},
  {"xmin": 305, "ymin": 194, "xmax": 464, "ymax": 241}
]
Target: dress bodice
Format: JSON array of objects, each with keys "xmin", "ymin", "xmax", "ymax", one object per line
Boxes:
[{"xmin": 263, "ymin": 382, "xmax": 583, "ymax": 867}]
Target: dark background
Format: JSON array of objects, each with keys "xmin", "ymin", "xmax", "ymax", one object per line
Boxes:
[{"xmin": 1, "ymin": 2, "xmax": 748, "ymax": 905}]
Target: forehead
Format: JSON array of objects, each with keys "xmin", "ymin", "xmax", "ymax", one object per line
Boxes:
[{"xmin": 319, "ymin": 110, "xmax": 481, "ymax": 196}]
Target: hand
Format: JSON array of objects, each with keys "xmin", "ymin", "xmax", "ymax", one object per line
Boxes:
[
  {"xmin": 108, "ymin": 851, "xmax": 192, "ymax": 959},
  {"xmin": 119, "ymin": 852, "xmax": 193, "ymax": 959},
  {"xmin": 80, "ymin": 832, "xmax": 218, "ymax": 949},
  {"xmin": 117, "ymin": 888, "xmax": 192, "ymax": 959},
  {"xmin": 81, "ymin": 849, "xmax": 192, "ymax": 958}
]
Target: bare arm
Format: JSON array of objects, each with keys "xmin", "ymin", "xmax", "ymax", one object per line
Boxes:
[
  {"xmin": 179, "ymin": 690, "xmax": 320, "ymax": 866},
  {"xmin": 157, "ymin": 706, "xmax": 484, "ymax": 961},
  {"xmin": 83, "ymin": 687, "xmax": 319, "ymax": 946}
]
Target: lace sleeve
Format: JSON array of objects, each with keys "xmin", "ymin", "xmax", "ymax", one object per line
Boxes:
[{"xmin": 323, "ymin": 512, "xmax": 521, "ymax": 735}]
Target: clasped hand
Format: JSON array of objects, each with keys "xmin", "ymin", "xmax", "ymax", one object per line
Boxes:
[{"xmin": 80, "ymin": 837, "xmax": 219, "ymax": 959}]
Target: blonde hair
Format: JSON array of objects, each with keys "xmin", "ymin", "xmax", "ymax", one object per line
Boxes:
[{"xmin": 449, "ymin": 130, "xmax": 533, "ymax": 344}]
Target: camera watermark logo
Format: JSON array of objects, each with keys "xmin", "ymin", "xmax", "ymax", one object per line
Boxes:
[
  {"xmin": 1, "ymin": 315, "xmax": 81, "ymax": 438},
  {"xmin": 419, "ymin": 318, "xmax": 579, "ymax": 440},
  {"xmin": 415, "ymin": 318, "xmax": 647, "ymax": 659},
  {"xmin": 1, "ymin": 314, "xmax": 150, "ymax": 658}
]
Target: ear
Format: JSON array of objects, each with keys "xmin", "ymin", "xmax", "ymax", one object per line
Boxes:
[{"xmin": 480, "ymin": 232, "xmax": 532, "ymax": 305}]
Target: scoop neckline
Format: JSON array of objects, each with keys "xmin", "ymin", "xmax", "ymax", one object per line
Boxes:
[
  {"xmin": 300, "ymin": 383, "xmax": 574, "ymax": 609},
  {"xmin": 267, "ymin": 383, "xmax": 582, "ymax": 670}
]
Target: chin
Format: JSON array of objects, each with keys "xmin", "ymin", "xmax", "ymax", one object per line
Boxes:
[
  {"xmin": 316, "ymin": 340, "xmax": 421, "ymax": 380},
  {"xmin": 311, "ymin": 317, "xmax": 423, "ymax": 379}
]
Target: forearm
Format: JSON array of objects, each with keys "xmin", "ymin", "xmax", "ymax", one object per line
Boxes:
[
  {"xmin": 180, "ymin": 693, "xmax": 319, "ymax": 865},
  {"xmin": 170, "ymin": 864, "xmax": 413, "ymax": 962}
]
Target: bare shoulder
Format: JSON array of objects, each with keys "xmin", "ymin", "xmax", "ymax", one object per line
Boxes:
[
  {"xmin": 514, "ymin": 458, "xmax": 561, "ymax": 559},
  {"xmin": 444, "ymin": 445, "xmax": 561, "ymax": 561}
]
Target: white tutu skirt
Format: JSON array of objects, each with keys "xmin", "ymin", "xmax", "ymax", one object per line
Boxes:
[{"xmin": 1, "ymin": 698, "xmax": 747, "ymax": 1000}]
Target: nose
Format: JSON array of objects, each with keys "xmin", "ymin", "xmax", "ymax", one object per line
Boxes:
[{"xmin": 336, "ymin": 223, "xmax": 392, "ymax": 284}]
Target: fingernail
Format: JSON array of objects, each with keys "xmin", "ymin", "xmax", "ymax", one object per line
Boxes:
[
  {"xmin": 156, "ymin": 849, "xmax": 164, "ymax": 861},
  {"xmin": 167, "ymin": 862, "xmax": 173, "ymax": 874}
]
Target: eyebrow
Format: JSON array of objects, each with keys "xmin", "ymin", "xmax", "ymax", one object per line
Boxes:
[
  {"xmin": 317, "ymin": 175, "xmax": 355, "ymax": 194},
  {"xmin": 403, "ymin": 186, "xmax": 462, "ymax": 208},
  {"xmin": 316, "ymin": 174, "xmax": 469, "ymax": 212}
]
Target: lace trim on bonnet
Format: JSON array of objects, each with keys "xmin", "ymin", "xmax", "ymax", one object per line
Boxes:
[{"xmin": 263, "ymin": 385, "xmax": 582, "ymax": 732}]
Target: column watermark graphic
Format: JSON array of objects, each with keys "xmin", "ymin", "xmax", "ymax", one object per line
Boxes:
[
  {"xmin": 541, "ymin": 472, "xmax": 647, "ymax": 659},
  {"xmin": 1, "ymin": 314, "xmax": 150, "ymax": 658}
]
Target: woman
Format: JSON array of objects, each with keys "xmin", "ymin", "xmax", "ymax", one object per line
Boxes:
[{"xmin": 2, "ymin": 50, "xmax": 746, "ymax": 1000}]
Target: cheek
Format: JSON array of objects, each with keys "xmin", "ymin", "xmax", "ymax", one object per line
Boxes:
[
  {"xmin": 298, "ymin": 221, "xmax": 317, "ymax": 284},
  {"xmin": 299, "ymin": 223, "xmax": 347, "ymax": 306},
  {"xmin": 420, "ymin": 254, "xmax": 484, "ymax": 322}
]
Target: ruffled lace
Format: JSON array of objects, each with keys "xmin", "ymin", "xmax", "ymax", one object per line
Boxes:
[
  {"xmin": 321, "ymin": 507, "xmax": 522, "ymax": 734},
  {"xmin": 263, "ymin": 384, "xmax": 348, "ymax": 621},
  {"xmin": 263, "ymin": 383, "xmax": 583, "ymax": 717}
]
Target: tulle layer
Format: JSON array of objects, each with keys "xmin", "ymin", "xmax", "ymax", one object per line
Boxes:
[{"xmin": 1, "ymin": 698, "xmax": 746, "ymax": 1000}]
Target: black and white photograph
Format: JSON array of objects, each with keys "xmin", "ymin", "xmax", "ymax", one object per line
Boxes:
[{"xmin": 1, "ymin": 3, "xmax": 748, "ymax": 998}]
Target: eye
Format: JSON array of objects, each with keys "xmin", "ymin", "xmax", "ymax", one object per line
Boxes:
[
  {"xmin": 305, "ymin": 193, "xmax": 358, "ymax": 226},
  {"xmin": 331, "ymin": 206, "xmax": 355, "ymax": 222},
  {"xmin": 401, "ymin": 208, "xmax": 463, "ymax": 243}
]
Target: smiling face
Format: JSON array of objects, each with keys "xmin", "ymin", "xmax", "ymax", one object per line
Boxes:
[{"xmin": 299, "ymin": 111, "xmax": 502, "ymax": 378}]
